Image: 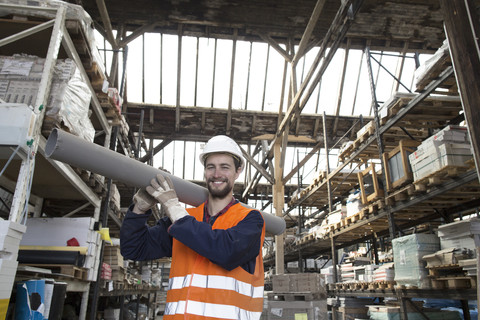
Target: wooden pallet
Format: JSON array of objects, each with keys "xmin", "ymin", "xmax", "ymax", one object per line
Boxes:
[
  {"xmin": 294, "ymin": 233, "xmax": 316, "ymax": 246},
  {"xmin": 331, "ymin": 281, "xmax": 396, "ymax": 291},
  {"xmin": 415, "ymin": 51, "xmax": 456, "ymax": 94},
  {"xmin": 22, "ymin": 264, "xmax": 87, "ymax": 280},
  {"xmin": 370, "ymin": 281, "xmax": 396, "ymax": 290},
  {"xmin": 385, "ymin": 184, "xmax": 416, "ymax": 205},
  {"xmin": 73, "ymin": 168, "xmax": 106, "ymax": 196},
  {"xmin": 431, "ymin": 276, "xmax": 476, "ymax": 289},
  {"xmin": 97, "ymin": 94, "xmax": 122, "ymax": 125},
  {"xmin": 413, "ymin": 165, "xmax": 470, "ymax": 190},
  {"xmin": 41, "ymin": 116, "xmax": 74, "ymax": 140},
  {"xmin": 267, "ymin": 292, "xmax": 324, "ymax": 302},
  {"xmin": 427, "ymin": 264, "xmax": 464, "ymax": 277}
]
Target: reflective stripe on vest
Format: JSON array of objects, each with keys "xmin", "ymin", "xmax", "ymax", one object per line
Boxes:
[
  {"xmin": 165, "ymin": 300, "xmax": 262, "ymax": 320},
  {"xmin": 168, "ymin": 274, "xmax": 264, "ymax": 299}
]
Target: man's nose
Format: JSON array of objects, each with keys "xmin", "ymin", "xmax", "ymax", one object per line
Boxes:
[{"xmin": 212, "ymin": 168, "xmax": 221, "ymax": 177}]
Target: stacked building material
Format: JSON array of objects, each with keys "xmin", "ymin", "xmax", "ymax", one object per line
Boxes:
[
  {"xmin": 437, "ymin": 218, "xmax": 480, "ymax": 251},
  {"xmin": 19, "ymin": 217, "xmax": 102, "ymax": 281},
  {"xmin": 373, "ymin": 263, "xmax": 395, "ymax": 282},
  {"xmin": 0, "ymin": 55, "xmax": 95, "ymax": 142},
  {"xmin": 409, "ymin": 125, "xmax": 472, "ymax": 182},
  {"xmin": 333, "ymin": 297, "xmax": 372, "ymax": 320},
  {"xmin": 268, "ymin": 273, "xmax": 327, "ymax": 320},
  {"xmin": 103, "ymin": 245, "xmax": 125, "ymax": 284},
  {"xmin": 392, "ymin": 233, "xmax": 440, "ymax": 289}
]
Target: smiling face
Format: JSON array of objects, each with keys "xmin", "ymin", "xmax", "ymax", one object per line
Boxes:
[{"xmin": 204, "ymin": 153, "xmax": 241, "ymax": 199}]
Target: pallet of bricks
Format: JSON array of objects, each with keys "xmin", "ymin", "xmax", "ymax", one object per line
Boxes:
[
  {"xmin": 102, "ymin": 244, "xmax": 126, "ymax": 288},
  {"xmin": 268, "ymin": 273, "xmax": 327, "ymax": 320}
]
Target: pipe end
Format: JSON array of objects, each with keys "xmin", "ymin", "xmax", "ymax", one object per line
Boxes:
[{"xmin": 45, "ymin": 128, "xmax": 59, "ymax": 158}]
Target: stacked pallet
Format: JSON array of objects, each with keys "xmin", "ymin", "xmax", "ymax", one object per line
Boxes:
[
  {"xmin": 415, "ymin": 40, "xmax": 457, "ymax": 94},
  {"xmin": 410, "ymin": 125, "xmax": 472, "ymax": 184},
  {"xmin": 393, "ymin": 233, "xmax": 440, "ymax": 289},
  {"xmin": 268, "ymin": 273, "xmax": 327, "ymax": 320},
  {"xmin": 330, "ymin": 297, "xmax": 371, "ymax": 320},
  {"xmin": 103, "ymin": 245, "xmax": 125, "ymax": 285},
  {"xmin": 72, "ymin": 168, "xmax": 106, "ymax": 197}
]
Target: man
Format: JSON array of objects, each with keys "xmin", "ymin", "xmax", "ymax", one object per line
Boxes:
[{"xmin": 120, "ymin": 135, "xmax": 265, "ymax": 320}]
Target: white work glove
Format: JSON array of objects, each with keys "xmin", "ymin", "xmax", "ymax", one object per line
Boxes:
[
  {"xmin": 133, "ymin": 188, "xmax": 157, "ymax": 213},
  {"xmin": 146, "ymin": 174, "xmax": 188, "ymax": 223}
]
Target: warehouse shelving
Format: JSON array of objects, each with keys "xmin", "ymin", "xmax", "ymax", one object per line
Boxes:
[
  {"xmin": 266, "ymin": 53, "xmax": 470, "ymax": 261},
  {"xmin": 0, "ymin": 2, "xmax": 124, "ymax": 319},
  {"xmin": 0, "ymin": 3, "xmax": 164, "ymax": 319},
  {"xmin": 271, "ymin": 38, "xmax": 480, "ymax": 319}
]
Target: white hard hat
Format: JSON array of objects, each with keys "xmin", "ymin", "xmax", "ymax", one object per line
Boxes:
[{"xmin": 199, "ymin": 135, "xmax": 245, "ymax": 172}]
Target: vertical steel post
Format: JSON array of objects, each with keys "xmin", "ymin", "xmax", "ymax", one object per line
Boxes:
[{"xmin": 365, "ymin": 46, "xmax": 396, "ymax": 239}]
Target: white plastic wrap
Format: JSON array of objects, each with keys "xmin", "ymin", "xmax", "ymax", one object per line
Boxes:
[
  {"xmin": 46, "ymin": 60, "xmax": 94, "ymax": 142},
  {"xmin": 392, "ymin": 233, "xmax": 440, "ymax": 289},
  {"xmin": 0, "ymin": 55, "xmax": 95, "ymax": 142},
  {"xmin": 414, "ymin": 40, "xmax": 449, "ymax": 88}
]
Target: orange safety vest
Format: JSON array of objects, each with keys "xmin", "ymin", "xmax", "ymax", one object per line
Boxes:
[{"xmin": 164, "ymin": 202, "xmax": 265, "ymax": 320}]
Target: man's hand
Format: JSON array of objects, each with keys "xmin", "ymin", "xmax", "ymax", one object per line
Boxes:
[
  {"xmin": 132, "ymin": 188, "xmax": 157, "ymax": 214},
  {"xmin": 146, "ymin": 174, "xmax": 188, "ymax": 223}
]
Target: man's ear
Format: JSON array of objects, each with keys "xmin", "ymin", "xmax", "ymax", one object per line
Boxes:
[{"xmin": 235, "ymin": 167, "xmax": 242, "ymax": 179}]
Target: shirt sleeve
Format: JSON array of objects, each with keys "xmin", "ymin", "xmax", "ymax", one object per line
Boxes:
[
  {"xmin": 168, "ymin": 210, "xmax": 264, "ymax": 272},
  {"xmin": 120, "ymin": 205, "xmax": 173, "ymax": 261}
]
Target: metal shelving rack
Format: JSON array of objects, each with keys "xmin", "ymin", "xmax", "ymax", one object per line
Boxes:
[
  {"xmin": 0, "ymin": 2, "xmax": 113, "ymax": 319},
  {"xmin": 271, "ymin": 2, "xmax": 480, "ymax": 319}
]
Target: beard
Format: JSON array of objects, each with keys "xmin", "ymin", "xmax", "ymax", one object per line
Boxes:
[{"xmin": 207, "ymin": 178, "xmax": 234, "ymax": 199}]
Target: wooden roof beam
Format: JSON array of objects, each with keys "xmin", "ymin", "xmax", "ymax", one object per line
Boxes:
[
  {"xmin": 226, "ymin": 29, "xmax": 238, "ymax": 134},
  {"xmin": 95, "ymin": 0, "xmax": 116, "ymax": 47},
  {"xmin": 283, "ymin": 139, "xmax": 323, "ymax": 184},
  {"xmin": 332, "ymin": 38, "xmax": 351, "ymax": 134},
  {"xmin": 273, "ymin": 0, "xmax": 356, "ymax": 151},
  {"xmin": 139, "ymin": 138, "xmax": 173, "ymax": 163},
  {"xmin": 239, "ymin": 146, "xmax": 274, "ymax": 185},
  {"xmin": 292, "ymin": 0, "xmax": 327, "ymax": 66},
  {"xmin": 257, "ymin": 33, "xmax": 292, "ymax": 62},
  {"xmin": 118, "ymin": 22, "xmax": 158, "ymax": 48},
  {"xmin": 175, "ymin": 24, "xmax": 183, "ymax": 132}
]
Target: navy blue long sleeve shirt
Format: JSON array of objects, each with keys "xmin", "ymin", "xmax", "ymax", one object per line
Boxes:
[{"xmin": 120, "ymin": 200, "xmax": 264, "ymax": 273}]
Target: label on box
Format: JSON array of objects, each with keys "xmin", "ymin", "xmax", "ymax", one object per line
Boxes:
[{"xmin": 1, "ymin": 59, "xmax": 33, "ymax": 77}]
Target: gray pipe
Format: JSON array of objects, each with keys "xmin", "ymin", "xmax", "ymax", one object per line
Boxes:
[{"xmin": 45, "ymin": 129, "xmax": 286, "ymax": 235}]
